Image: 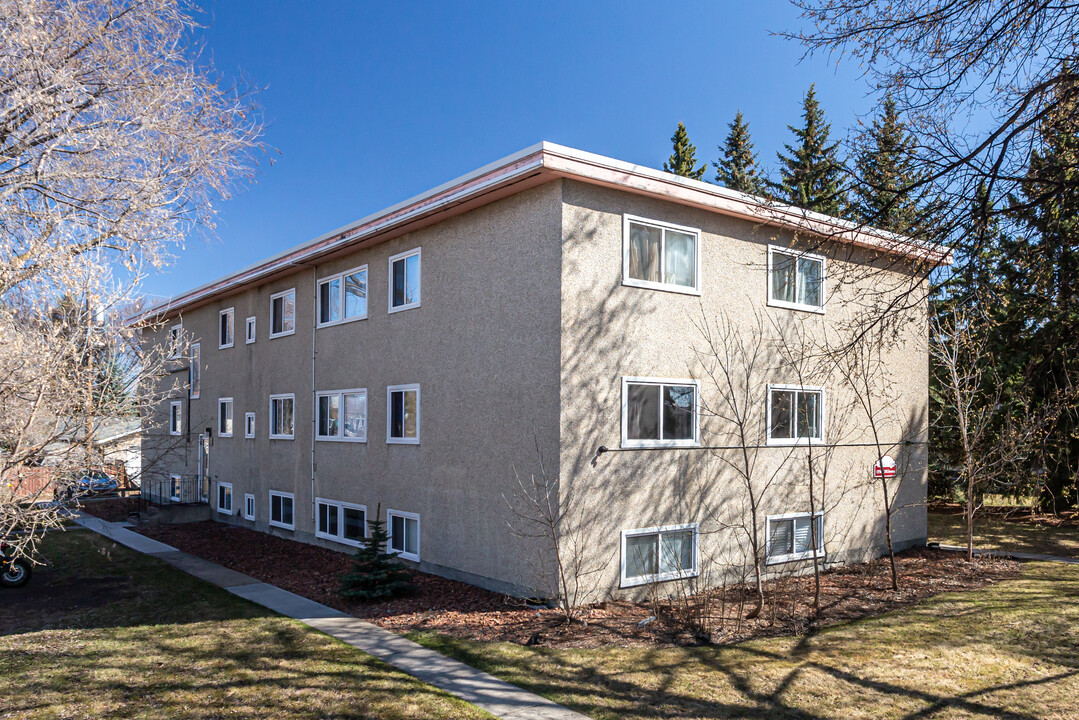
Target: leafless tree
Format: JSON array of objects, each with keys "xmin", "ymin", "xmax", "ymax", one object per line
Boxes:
[{"xmin": 0, "ymin": 0, "xmax": 261, "ymax": 563}]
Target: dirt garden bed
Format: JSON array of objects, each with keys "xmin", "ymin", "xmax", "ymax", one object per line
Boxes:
[
  {"xmin": 136, "ymin": 521, "xmax": 1019, "ymax": 648},
  {"xmin": 79, "ymin": 496, "xmax": 142, "ymax": 523}
]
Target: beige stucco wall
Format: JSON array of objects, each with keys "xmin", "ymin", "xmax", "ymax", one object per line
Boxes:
[
  {"xmin": 558, "ymin": 179, "xmax": 929, "ymax": 600},
  {"xmin": 143, "ymin": 182, "xmax": 564, "ymax": 595}
]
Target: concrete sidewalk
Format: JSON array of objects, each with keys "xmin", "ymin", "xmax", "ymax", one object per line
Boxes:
[
  {"xmin": 935, "ymin": 543, "xmax": 1079, "ymax": 564},
  {"xmin": 73, "ymin": 514, "xmax": 588, "ymax": 720}
]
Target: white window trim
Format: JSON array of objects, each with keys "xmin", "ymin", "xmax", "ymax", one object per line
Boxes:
[
  {"xmin": 766, "ymin": 512, "xmax": 826, "ymax": 565},
  {"xmin": 245, "ymin": 316, "xmax": 256, "ymax": 344},
  {"xmin": 217, "ymin": 397, "xmax": 234, "ymax": 438},
  {"xmin": 268, "ymin": 490, "xmax": 295, "ymax": 530},
  {"xmin": 269, "ymin": 393, "xmax": 296, "ymax": 440},
  {"xmin": 169, "ymin": 323, "xmax": 182, "ymax": 359},
  {"xmin": 317, "ymin": 264, "xmax": 369, "ymax": 328},
  {"xmin": 386, "ymin": 383, "xmax": 420, "ymax": 445},
  {"xmin": 620, "ymin": 376, "xmax": 701, "ymax": 448},
  {"xmin": 621, "ymin": 214, "xmax": 702, "ymax": 296},
  {"xmin": 387, "ymin": 247, "xmax": 422, "ymax": 313},
  {"xmin": 244, "ymin": 412, "xmax": 256, "ymax": 439},
  {"xmin": 243, "ymin": 493, "xmax": 256, "ymax": 521},
  {"xmin": 169, "ymin": 474, "xmax": 182, "ymax": 503},
  {"xmin": 269, "ymin": 288, "xmax": 297, "ymax": 339},
  {"xmin": 217, "ymin": 481, "xmax": 233, "ymax": 516},
  {"xmin": 766, "ymin": 384, "xmax": 826, "ymax": 446},
  {"xmin": 189, "ymin": 342, "xmax": 201, "ymax": 399},
  {"xmin": 315, "ymin": 388, "xmax": 368, "ymax": 442},
  {"xmin": 620, "ymin": 523, "xmax": 700, "ymax": 588},
  {"xmin": 314, "ymin": 497, "xmax": 368, "ymax": 548},
  {"xmin": 169, "ymin": 401, "xmax": 182, "ymax": 436},
  {"xmin": 766, "ymin": 245, "xmax": 826, "ymax": 314},
  {"xmin": 219, "ymin": 307, "xmax": 235, "ymax": 349},
  {"xmin": 386, "ymin": 509, "xmax": 420, "ymax": 562}
]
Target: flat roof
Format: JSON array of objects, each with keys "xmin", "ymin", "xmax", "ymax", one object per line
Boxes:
[{"xmin": 130, "ymin": 141, "xmax": 947, "ymax": 323}]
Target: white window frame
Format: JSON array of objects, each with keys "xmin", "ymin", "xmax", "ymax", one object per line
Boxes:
[
  {"xmin": 767, "ymin": 245, "xmax": 826, "ymax": 314},
  {"xmin": 317, "ymin": 264, "xmax": 369, "ymax": 328},
  {"xmin": 169, "ymin": 474, "xmax": 182, "ymax": 503},
  {"xmin": 622, "ymin": 214, "xmax": 702, "ymax": 296},
  {"xmin": 217, "ymin": 397, "xmax": 234, "ymax": 438},
  {"xmin": 620, "ymin": 523, "xmax": 700, "ymax": 588},
  {"xmin": 387, "ymin": 247, "xmax": 422, "ymax": 313},
  {"xmin": 386, "ymin": 383, "xmax": 420, "ymax": 445},
  {"xmin": 766, "ymin": 512, "xmax": 825, "ymax": 565},
  {"xmin": 219, "ymin": 307, "xmax": 235, "ymax": 349},
  {"xmin": 245, "ymin": 316, "xmax": 256, "ymax": 344},
  {"xmin": 766, "ymin": 384, "xmax": 826, "ymax": 446},
  {"xmin": 386, "ymin": 509, "xmax": 420, "ymax": 562},
  {"xmin": 244, "ymin": 412, "xmax": 256, "ymax": 439},
  {"xmin": 189, "ymin": 342, "xmax": 201, "ymax": 399},
  {"xmin": 269, "ymin": 288, "xmax": 296, "ymax": 339},
  {"xmin": 169, "ymin": 401, "xmax": 182, "ymax": 436},
  {"xmin": 315, "ymin": 388, "xmax": 368, "ymax": 442},
  {"xmin": 243, "ymin": 493, "xmax": 256, "ymax": 521},
  {"xmin": 620, "ymin": 377, "xmax": 700, "ymax": 448},
  {"xmin": 268, "ymin": 490, "xmax": 295, "ymax": 530},
  {"xmin": 169, "ymin": 323, "xmax": 182, "ymax": 359},
  {"xmin": 269, "ymin": 393, "xmax": 295, "ymax": 440},
  {"xmin": 217, "ymin": 481, "xmax": 233, "ymax": 516},
  {"xmin": 315, "ymin": 498, "xmax": 368, "ymax": 548}
]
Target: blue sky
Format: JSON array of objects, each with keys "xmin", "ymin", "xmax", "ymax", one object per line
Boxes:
[{"xmin": 151, "ymin": 0, "xmax": 880, "ymax": 300}]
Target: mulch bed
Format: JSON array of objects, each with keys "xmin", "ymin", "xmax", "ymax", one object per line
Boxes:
[
  {"xmin": 930, "ymin": 501, "xmax": 1079, "ymax": 527},
  {"xmin": 135, "ymin": 521, "xmax": 1021, "ymax": 648},
  {"xmin": 79, "ymin": 497, "xmax": 142, "ymax": 523}
]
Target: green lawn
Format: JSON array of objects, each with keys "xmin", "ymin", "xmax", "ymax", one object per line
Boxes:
[
  {"xmin": 929, "ymin": 510, "xmax": 1079, "ymax": 558},
  {"xmin": 0, "ymin": 530, "xmax": 492, "ymax": 720},
  {"xmin": 412, "ymin": 561, "xmax": 1079, "ymax": 719}
]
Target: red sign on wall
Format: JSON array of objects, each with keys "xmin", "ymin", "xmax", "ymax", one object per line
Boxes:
[{"xmin": 874, "ymin": 455, "xmax": 897, "ymax": 479}]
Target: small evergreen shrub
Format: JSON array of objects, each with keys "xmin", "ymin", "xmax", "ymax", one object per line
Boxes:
[{"xmin": 338, "ymin": 504, "xmax": 415, "ymax": 601}]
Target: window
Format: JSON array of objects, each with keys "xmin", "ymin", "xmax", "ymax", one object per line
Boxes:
[
  {"xmin": 269, "ymin": 491, "xmax": 295, "ymax": 530},
  {"xmin": 621, "ymin": 524, "xmax": 699, "ymax": 587},
  {"xmin": 270, "ymin": 288, "xmax": 296, "ymax": 338},
  {"xmin": 767, "ymin": 513, "xmax": 824, "ymax": 564},
  {"xmin": 269, "ymin": 394, "xmax": 295, "ymax": 440},
  {"xmin": 387, "ymin": 510, "xmax": 420, "ymax": 561},
  {"xmin": 169, "ymin": 474, "xmax": 181, "ymax": 502},
  {"xmin": 219, "ymin": 308, "xmax": 235, "ymax": 349},
  {"xmin": 245, "ymin": 316, "xmax": 256, "ymax": 344},
  {"xmin": 189, "ymin": 343, "xmax": 200, "ymax": 399},
  {"xmin": 217, "ymin": 482, "xmax": 233, "ymax": 515},
  {"xmin": 316, "ymin": 389, "xmax": 367, "ymax": 442},
  {"xmin": 621, "ymin": 377, "xmax": 699, "ymax": 448},
  {"xmin": 768, "ymin": 246, "xmax": 825, "ymax": 312},
  {"xmin": 244, "ymin": 412, "xmax": 256, "ymax": 439},
  {"xmin": 315, "ymin": 498, "xmax": 367, "ymax": 547},
  {"xmin": 623, "ymin": 215, "xmax": 701, "ymax": 294},
  {"xmin": 767, "ymin": 385, "xmax": 824, "ymax": 445},
  {"xmin": 169, "ymin": 401, "xmax": 182, "ymax": 436},
  {"xmin": 386, "ymin": 384, "xmax": 419, "ymax": 444},
  {"xmin": 388, "ymin": 248, "xmax": 421, "ymax": 312},
  {"xmin": 318, "ymin": 265, "xmax": 368, "ymax": 326},
  {"xmin": 169, "ymin": 323, "xmax": 182, "ymax": 359},
  {"xmin": 243, "ymin": 493, "xmax": 256, "ymax": 521},
  {"xmin": 218, "ymin": 398, "xmax": 233, "ymax": 437}
]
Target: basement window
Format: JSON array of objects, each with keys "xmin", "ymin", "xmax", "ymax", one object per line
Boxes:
[
  {"xmin": 217, "ymin": 482, "xmax": 233, "ymax": 515},
  {"xmin": 387, "ymin": 510, "xmax": 420, "ymax": 561},
  {"xmin": 316, "ymin": 499, "xmax": 367, "ymax": 547},
  {"xmin": 621, "ymin": 524, "xmax": 699, "ymax": 587},
  {"xmin": 766, "ymin": 513, "xmax": 824, "ymax": 564},
  {"xmin": 269, "ymin": 491, "xmax": 295, "ymax": 530}
]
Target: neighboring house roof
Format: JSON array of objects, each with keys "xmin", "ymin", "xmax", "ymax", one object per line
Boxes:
[
  {"xmin": 129, "ymin": 142, "xmax": 950, "ymax": 324},
  {"xmin": 51, "ymin": 417, "xmax": 141, "ymax": 448}
]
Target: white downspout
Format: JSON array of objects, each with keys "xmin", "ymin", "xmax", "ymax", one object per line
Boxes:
[{"xmin": 311, "ymin": 267, "xmax": 317, "ymax": 523}]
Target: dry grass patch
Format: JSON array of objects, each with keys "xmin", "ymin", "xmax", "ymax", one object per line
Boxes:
[
  {"xmin": 929, "ymin": 507, "xmax": 1079, "ymax": 558},
  {"xmin": 0, "ymin": 531, "xmax": 493, "ymax": 720}
]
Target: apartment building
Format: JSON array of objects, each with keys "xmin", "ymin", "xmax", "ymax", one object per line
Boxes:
[{"xmin": 136, "ymin": 142, "xmax": 943, "ymax": 600}]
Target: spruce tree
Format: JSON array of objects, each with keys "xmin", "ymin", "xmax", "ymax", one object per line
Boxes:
[
  {"xmin": 773, "ymin": 84, "xmax": 847, "ymax": 216},
  {"xmin": 663, "ymin": 122, "xmax": 707, "ymax": 180},
  {"xmin": 338, "ymin": 504, "xmax": 415, "ymax": 601},
  {"xmin": 714, "ymin": 110, "xmax": 767, "ymax": 197},
  {"xmin": 853, "ymin": 96, "xmax": 921, "ymax": 232}
]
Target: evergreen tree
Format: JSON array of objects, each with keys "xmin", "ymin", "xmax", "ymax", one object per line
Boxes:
[
  {"xmin": 853, "ymin": 96, "xmax": 921, "ymax": 232},
  {"xmin": 663, "ymin": 122, "xmax": 707, "ymax": 180},
  {"xmin": 714, "ymin": 110, "xmax": 767, "ymax": 197},
  {"xmin": 773, "ymin": 84, "xmax": 847, "ymax": 216},
  {"xmin": 338, "ymin": 505, "xmax": 415, "ymax": 601}
]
